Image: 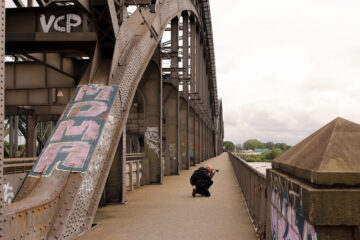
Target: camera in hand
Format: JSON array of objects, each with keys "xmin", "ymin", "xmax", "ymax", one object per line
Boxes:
[{"xmin": 215, "ymin": 169, "xmax": 219, "ymax": 172}]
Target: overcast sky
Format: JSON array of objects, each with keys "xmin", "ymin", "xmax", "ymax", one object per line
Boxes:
[
  {"xmin": 5, "ymin": 0, "xmax": 360, "ymax": 146},
  {"xmin": 210, "ymin": 0, "xmax": 360, "ymax": 145}
]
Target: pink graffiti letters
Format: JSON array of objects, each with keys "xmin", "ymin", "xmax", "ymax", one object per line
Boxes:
[
  {"xmin": 34, "ymin": 142, "xmax": 91, "ymax": 173},
  {"xmin": 30, "ymin": 85, "xmax": 118, "ymax": 176},
  {"xmin": 67, "ymin": 101, "xmax": 108, "ymax": 118},
  {"xmin": 75, "ymin": 86, "xmax": 114, "ymax": 102},
  {"xmin": 51, "ymin": 120, "xmax": 100, "ymax": 141}
]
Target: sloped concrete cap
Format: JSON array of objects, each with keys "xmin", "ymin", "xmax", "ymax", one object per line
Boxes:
[{"xmin": 272, "ymin": 117, "xmax": 360, "ymax": 186}]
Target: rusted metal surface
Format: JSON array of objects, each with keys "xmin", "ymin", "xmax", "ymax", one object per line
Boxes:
[
  {"xmin": 0, "ymin": 0, "xmax": 5, "ymax": 237},
  {"xmin": 228, "ymin": 152, "xmax": 268, "ymax": 240}
]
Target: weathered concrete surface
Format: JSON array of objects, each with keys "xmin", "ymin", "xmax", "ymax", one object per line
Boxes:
[
  {"xmin": 77, "ymin": 153, "xmax": 257, "ymax": 240},
  {"xmin": 273, "ymin": 117, "xmax": 360, "ymax": 185}
]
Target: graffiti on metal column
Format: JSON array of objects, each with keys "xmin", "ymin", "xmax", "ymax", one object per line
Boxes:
[
  {"xmin": 145, "ymin": 127, "xmax": 160, "ymax": 157},
  {"xmin": 40, "ymin": 13, "xmax": 82, "ymax": 33},
  {"xmin": 3, "ymin": 182, "xmax": 14, "ymax": 205},
  {"xmin": 30, "ymin": 85, "xmax": 118, "ymax": 176},
  {"xmin": 270, "ymin": 175, "xmax": 318, "ymax": 240}
]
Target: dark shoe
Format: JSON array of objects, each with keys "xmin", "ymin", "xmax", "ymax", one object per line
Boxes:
[{"xmin": 192, "ymin": 188, "xmax": 196, "ymax": 197}]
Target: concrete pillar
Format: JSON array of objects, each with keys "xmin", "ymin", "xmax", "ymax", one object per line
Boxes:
[
  {"xmin": 141, "ymin": 60, "xmax": 163, "ymax": 183},
  {"xmin": 189, "ymin": 107, "xmax": 195, "ymax": 166},
  {"xmin": 26, "ymin": 115, "xmax": 37, "ymax": 157},
  {"xmin": 179, "ymin": 99, "xmax": 189, "ymax": 169},
  {"xmin": 105, "ymin": 131, "xmax": 126, "ymax": 204}
]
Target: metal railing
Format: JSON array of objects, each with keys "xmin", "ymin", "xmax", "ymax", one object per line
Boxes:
[
  {"xmin": 126, "ymin": 153, "xmax": 144, "ymax": 191},
  {"xmin": 228, "ymin": 152, "xmax": 268, "ymax": 240},
  {"xmin": 4, "ymin": 157, "xmax": 37, "ymax": 174}
]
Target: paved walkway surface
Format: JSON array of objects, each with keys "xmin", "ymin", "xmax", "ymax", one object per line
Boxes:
[{"xmin": 77, "ymin": 153, "xmax": 257, "ymax": 240}]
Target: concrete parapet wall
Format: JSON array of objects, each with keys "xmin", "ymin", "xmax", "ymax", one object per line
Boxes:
[
  {"xmin": 229, "ymin": 152, "xmax": 360, "ymax": 240},
  {"xmin": 267, "ymin": 169, "xmax": 318, "ymax": 240},
  {"xmin": 267, "ymin": 169, "xmax": 360, "ymax": 240}
]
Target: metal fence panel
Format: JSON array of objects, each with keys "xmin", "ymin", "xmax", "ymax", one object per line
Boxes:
[{"xmin": 228, "ymin": 152, "xmax": 268, "ymax": 239}]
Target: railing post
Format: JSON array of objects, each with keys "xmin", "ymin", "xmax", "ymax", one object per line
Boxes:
[
  {"xmin": 129, "ymin": 161, "xmax": 133, "ymax": 191},
  {"xmin": 136, "ymin": 160, "xmax": 140, "ymax": 189}
]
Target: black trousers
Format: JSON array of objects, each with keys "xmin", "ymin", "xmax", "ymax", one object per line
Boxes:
[{"xmin": 195, "ymin": 180, "xmax": 213, "ymax": 197}]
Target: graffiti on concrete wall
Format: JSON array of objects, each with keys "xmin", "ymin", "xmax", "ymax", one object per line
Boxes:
[
  {"xmin": 270, "ymin": 175, "xmax": 317, "ymax": 240},
  {"xmin": 30, "ymin": 85, "xmax": 118, "ymax": 176},
  {"xmin": 145, "ymin": 127, "xmax": 160, "ymax": 157},
  {"xmin": 3, "ymin": 182, "xmax": 14, "ymax": 205}
]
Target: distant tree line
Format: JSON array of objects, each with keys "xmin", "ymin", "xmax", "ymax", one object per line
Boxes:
[
  {"xmin": 223, "ymin": 139, "xmax": 292, "ymax": 162},
  {"xmin": 223, "ymin": 141, "xmax": 235, "ymax": 151},
  {"xmin": 242, "ymin": 139, "xmax": 291, "ymax": 151}
]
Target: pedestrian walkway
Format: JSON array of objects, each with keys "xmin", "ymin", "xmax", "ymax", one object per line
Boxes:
[{"xmin": 77, "ymin": 153, "xmax": 257, "ymax": 240}]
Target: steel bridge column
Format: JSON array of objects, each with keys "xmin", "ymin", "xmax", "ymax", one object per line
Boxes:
[
  {"xmin": 205, "ymin": 124, "xmax": 208, "ymax": 159},
  {"xmin": 164, "ymin": 87, "xmax": 179, "ymax": 174},
  {"xmin": 0, "ymin": 0, "xmax": 4, "ymax": 236},
  {"xmin": 9, "ymin": 116, "xmax": 19, "ymax": 157},
  {"xmin": 164, "ymin": 18, "xmax": 180, "ymax": 175},
  {"xmin": 105, "ymin": 131, "xmax": 126, "ymax": 204},
  {"xmin": 180, "ymin": 99, "xmax": 189, "ymax": 169},
  {"xmin": 195, "ymin": 113, "xmax": 200, "ymax": 164},
  {"xmin": 202, "ymin": 120, "xmax": 205, "ymax": 161},
  {"xmin": 183, "ymin": 13, "xmax": 189, "ymax": 95},
  {"xmin": 189, "ymin": 107, "xmax": 195, "ymax": 166},
  {"xmin": 199, "ymin": 115, "xmax": 204, "ymax": 162},
  {"xmin": 26, "ymin": 115, "xmax": 37, "ymax": 157},
  {"xmin": 181, "ymin": 13, "xmax": 190, "ymax": 170},
  {"xmin": 207, "ymin": 125, "xmax": 209, "ymax": 159},
  {"xmin": 142, "ymin": 59, "xmax": 163, "ymax": 183},
  {"xmin": 190, "ymin": 17, "xmax": 196, "ymax": 95},
  {"xmin": 196, "ymin": 25, "xmax": 201, "ymax": 95}
]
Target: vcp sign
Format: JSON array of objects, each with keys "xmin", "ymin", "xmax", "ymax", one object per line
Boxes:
[{"xmin": 40, "ymin": 13, "xmax": 82, "ymax": 33}]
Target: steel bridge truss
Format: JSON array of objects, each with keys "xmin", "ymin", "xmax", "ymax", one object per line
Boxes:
[{"xmin": 0, "ymin": 0, "xmax": 224, "ymax": 239}]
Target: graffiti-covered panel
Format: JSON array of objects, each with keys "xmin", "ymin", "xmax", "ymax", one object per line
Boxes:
[
  {"xmin": 269, "ymin": 171, "xmax": 318, "ymax": 240},
  {"xmin": 30, "ymin": 85, "xmax": 118, "ymax": 176}
]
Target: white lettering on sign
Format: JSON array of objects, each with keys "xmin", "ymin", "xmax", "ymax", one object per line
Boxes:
[{"xmin": 40, "ymin": 13, "xmax": 82, "ymax": 33}]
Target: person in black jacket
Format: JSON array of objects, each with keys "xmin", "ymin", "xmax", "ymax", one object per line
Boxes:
[{"xmin": 190, "ymin": 165, "xmax": 217, "ymax": 197}]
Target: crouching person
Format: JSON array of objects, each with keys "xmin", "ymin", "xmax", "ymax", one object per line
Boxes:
[{"xmin": 190, "ymin": 165, "xmax": 217, "ymax": 197}]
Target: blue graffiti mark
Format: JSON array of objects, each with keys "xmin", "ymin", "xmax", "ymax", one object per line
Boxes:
[{"xmin": 271, "ymin": 185, "xmax": 318, "ymax": 240}]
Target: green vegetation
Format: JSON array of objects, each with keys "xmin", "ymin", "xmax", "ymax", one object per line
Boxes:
[
  {"xmin": 235, "ymin": 139, "xmax": 292, "ymax": 162},
  {"xmin": 237, "ymin": 148, "xmax": 283, "ymax": 162},
  {"xmin": 223, "ymin": 141, "xmax": 235, "ymax": 151},
  {"xmin": 243, "ymin": 139, "xmax": 291, "ymax": 151}
]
